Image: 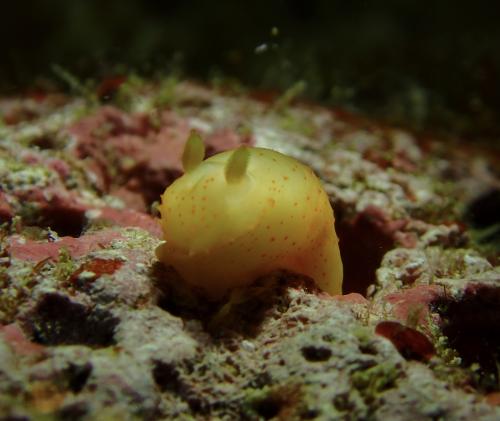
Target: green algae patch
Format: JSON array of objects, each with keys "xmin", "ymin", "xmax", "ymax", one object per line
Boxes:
[
  {"xmin": 351, "ymin": 362, "xmax": 401, "ymax": 406},
  {"xmin": 54, "ymin": 247, "xmax": 77, "ymax": 284}
]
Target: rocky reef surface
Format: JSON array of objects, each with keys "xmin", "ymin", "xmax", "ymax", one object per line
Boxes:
[{"xmin": 0, "ymin": 80, "xmax": 499, "ymax": 420}]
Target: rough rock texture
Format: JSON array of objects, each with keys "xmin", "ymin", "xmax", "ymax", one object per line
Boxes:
[{"xmin": 0, "ymin": 81, "xmax": 499, "ymax": 420}]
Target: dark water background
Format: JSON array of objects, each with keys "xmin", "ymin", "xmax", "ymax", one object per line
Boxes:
[{"xmin": 1, "ymin": 0, "xmax": 499, "ymax": 139}]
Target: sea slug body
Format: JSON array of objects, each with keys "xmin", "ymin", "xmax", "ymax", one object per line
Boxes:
[{"xmin": 156, "ymin": 133, "xmax": 343, "ymax": 299}]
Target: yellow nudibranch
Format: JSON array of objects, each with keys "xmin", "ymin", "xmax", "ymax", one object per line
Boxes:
[{"xmin": 156, "ymin": 131, "xmax": 343, "ymax": 299}]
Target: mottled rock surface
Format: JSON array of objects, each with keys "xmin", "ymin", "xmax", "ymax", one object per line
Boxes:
[{"xmin": 0, "ymin": 81, "xmax": 499, "ymax": 420}]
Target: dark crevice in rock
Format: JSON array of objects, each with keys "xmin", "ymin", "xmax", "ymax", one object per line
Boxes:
[
  {"xmin": 335, "ymin": 211, "xmax": 394, "ymax": 296},
  {"xmin": 30, "ymin": 135, "xmax": 58, "ymax": 150},
  {"xmin": 301, "ymin": 345, "xmax": 332, "ymax": 362},
  {"xmin": 432, "ymin": 285, "xmax": 500, "ymax": 391},
  {"xmin": 29, "ymin": 293, "xmax": 118, "ymax": 347},
  {"xmin": 151, "ymin": 262, "xmax": 218, "ymax": 321},
  {"xmin": 38, "ymin": 205, "xmax": 87, "ymax": 238},
  {"xmin": 152, "ymin": 361, "xmax": 184, "ymax": 394},
  {"xmin": 464, "ymin": 188, "xmax": 500, "ymax": 261},
  {"xmin": 152, "ymin": 262, "xmax": 319, "ymax": 338},
  {"xmin": 252, "ymin": 396, "xmax": 283, "ymax": 420},
  {"xmin": 66, "ymin": 362, "xmax": 93, "ymax": 393},
  {"xmin": 464, "ymin": 188, "xmax": 500, "ymax": 229},
  {"xmin": 358, "ymin": 343, "xmax": 379, "ymax": 356}
]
